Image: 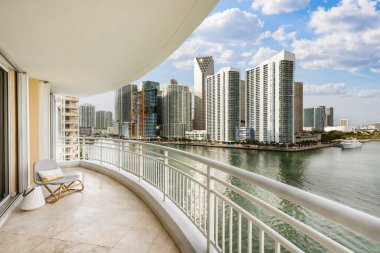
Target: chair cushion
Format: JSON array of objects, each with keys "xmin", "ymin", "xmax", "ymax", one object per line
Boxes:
[
  {"xmin": 47, "ymin": 175, "xmax": 80, "ymax": 184},
  {"xmin": 38, "ymin": 168, "xmax": 64, "ymax": 183}
]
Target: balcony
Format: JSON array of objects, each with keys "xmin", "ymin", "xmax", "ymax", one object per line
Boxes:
[
  {"xmin": 0, "ymin": 167, "xmax": 179, "ymax": 253},
  {"xmin": 63, "ymin": 128, "xmax": 79, "ymax": 132},
  {"xmin": 63, "ymin": 112, "xmax": 79, "ymax": 117},
  {"xmin": 41, "ymin": 138, "xmax": 380, "ymax": 252},
  {"xmin": 64, "ymin": 103, "xmax": 79, "ymax": 109}
]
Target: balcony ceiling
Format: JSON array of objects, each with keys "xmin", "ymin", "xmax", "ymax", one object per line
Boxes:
[{"xmin": 0, "ymin": 0, "xmax": 218, "ymax": 96}]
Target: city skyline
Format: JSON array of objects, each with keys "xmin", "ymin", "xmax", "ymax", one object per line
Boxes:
[{"xmin": 81, "ymin": 0, "xmax": 380, "ymax": 125}]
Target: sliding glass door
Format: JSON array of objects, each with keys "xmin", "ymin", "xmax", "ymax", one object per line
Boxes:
[{"xmin": 0, "ymin": 67, "xmax": 9, "ymax": 203}]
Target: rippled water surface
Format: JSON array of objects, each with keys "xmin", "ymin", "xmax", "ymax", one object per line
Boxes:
[{"xmin": 167, "ymin": 141, "xmax": 380, "ymax": 252}]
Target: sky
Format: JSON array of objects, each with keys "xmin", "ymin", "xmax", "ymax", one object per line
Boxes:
[{"xmin": 80, "ymin": 0, "xmax": 380, "ymax": 126}]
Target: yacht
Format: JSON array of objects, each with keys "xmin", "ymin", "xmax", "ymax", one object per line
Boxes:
[{"xmin": 341, "ymin": 138, "xmax": 362, "ymax": 149}]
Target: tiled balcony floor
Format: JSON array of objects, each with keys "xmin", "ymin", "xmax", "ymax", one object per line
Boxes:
[{"xmin": 0, "ymin": 167, "xmax": 179, "ymax": 253}]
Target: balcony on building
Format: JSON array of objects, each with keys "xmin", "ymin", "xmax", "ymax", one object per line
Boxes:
[{"xmin": 0, "ymin": 1, "xmax": 380, "ymax": 253}]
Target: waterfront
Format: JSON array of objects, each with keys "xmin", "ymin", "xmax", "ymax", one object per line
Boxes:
[{"xmin": 167, "ymin": 141, "xmax": 380, "ymax": 252}]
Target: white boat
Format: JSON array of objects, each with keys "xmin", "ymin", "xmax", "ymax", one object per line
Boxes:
[{"xmin": 341, "ymin": 138, "xmax": 362, "ymax": 149}]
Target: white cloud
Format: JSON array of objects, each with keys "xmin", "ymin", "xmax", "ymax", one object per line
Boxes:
[
  {"xmin": 309, "ymin": 0, "xmax": 379, "ymax": 34},
  {"xmin": 249, "ymin": 47, "xmax": 278, "ymax": 66},
  {"xmin": 252, "ymin": 0, "xmax": 309, "ymax": 14},
  {"xmin": 169, "ymin": 8, "xmax": 264, "ymax": 69},
  {"xmin": 271, "ymin": 26, "xmax": 297, "ymax": 41},
  {"xmin": 304, "ymin": 83, "xmax": 347, "ymax": 95},
  {"xmin": 345, "ymin": 90, "xmax": 380, "ymax": 98},
  {"xmin": 304, "ymin": 83, "xmax": 380, "ymax": 99},
  {"xmin": 293, "ymin": 0, "xmax": 380, "ymax": 73},
  {"xmin": 172, "ymin": 60, "xmax": 193, "ymax": 70},
  {"xmin": 195, "ymin": 8, "xmax": 263, "ymax": 45},
  {"xmin": 241, "ymin": 51, "xmax": 254, "ymax": 57}
]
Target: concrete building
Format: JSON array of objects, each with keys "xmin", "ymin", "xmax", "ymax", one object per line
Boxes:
[
  {"xmin": 246, "ymin": 51, "xmax": 295, "ymax": 143},
  {"xmin": 115, "ymin": 84, "xmax": 138, "ymax": 137},
  {"xmin": 96, "ymin": 111, "xmax": 113, "ymax": 129},
  {"xmin": 162, "ymin": 80, "xmax": 192, "ymax": 138},
  {"xmin": 340, "ymin": 118, "xmax": 350, "ymax": 127},
  {"xmin": 240, "ymin": 80, "xmax": 246, "ymax": 127},
  {"xmin": 206, "ymin": 67, "xmax": 240, "ymax": 142},
  {"xmin": 325, "ymin": 107, "xmax": 334, "ymax": 126},
  {"xmin": 79, "ymin": 103, "xmax": 95, "ymax": 128},
  {"xmin": 133, "ymin": 81, "xmax": 160, "ymax": 138},
  {"xmin": 294, "ymin": 82, "xmax": 303, "ymax": 134},
  {"xmin": 79, "ymin": 103, "xmax": 95, "ymax": 137},
  {"xmin": 324, "ymin": 126, "xmax": 349, "ymax": 132},
  {"xmin": 303, "ymin": 106, "xmax": 325, "ymax": 132},
  {"xmin": 56, "ymin": 96, "xmax": 80, "ymax": 160},
  {"xmin": 194, "ymin": 56, "xmax": 214, "ymax": 130},
  {"xmin": 185, "ymin": 130, "xmax": 207, "ymax": 141},
  {"xmin": 236, "ymin": 127, "xmax": 255, "ymax": 141}
]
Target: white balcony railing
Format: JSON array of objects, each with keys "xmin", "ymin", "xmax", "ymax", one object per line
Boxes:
[{"xmin": 56, "ymin": 137, "xmax": 380, "ymax": 252}]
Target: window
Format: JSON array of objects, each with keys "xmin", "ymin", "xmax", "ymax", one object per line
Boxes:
[{"xmin": 0, "ymin": 67, "xmax": 9, "ymax": 203}]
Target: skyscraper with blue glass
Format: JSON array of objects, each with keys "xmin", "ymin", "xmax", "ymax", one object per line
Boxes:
[{"xmin": 133, "ymin": 81, "xmax": 161, "ymax": 138}]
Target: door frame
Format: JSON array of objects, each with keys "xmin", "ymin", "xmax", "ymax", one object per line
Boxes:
[{"xmin": 0, "ymin": 61, "xmax": 12, "ymax": 207}]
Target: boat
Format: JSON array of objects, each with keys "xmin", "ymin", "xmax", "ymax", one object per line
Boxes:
[{"xmin": 341, "ymin": 138, "xmax": 362, "ymax": 149}]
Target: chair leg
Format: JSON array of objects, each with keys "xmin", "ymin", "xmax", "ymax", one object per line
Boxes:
[
  {"xmin": 44, "ymin": 185, "xmax": 61, "ymax": 203},
  {"xmin": 44, "ymin": 180, "xmax": 84, "ymax": 204}
]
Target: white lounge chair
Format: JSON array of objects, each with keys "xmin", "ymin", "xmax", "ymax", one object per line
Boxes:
[{"xmin": 34, "ymin": 159, "xmax": 84, "ymax": 203}]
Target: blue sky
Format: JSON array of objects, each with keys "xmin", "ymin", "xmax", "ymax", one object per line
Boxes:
[{"xmin": 81, "ymin": 0, "xmax": 380, "ymax": 125}]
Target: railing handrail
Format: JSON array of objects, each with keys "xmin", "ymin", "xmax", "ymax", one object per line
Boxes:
[
  {"xmin": 57, "ymin": 137, "xmax": 380, "ymax": 245},
  {"xmin": 126, "ymin": 140, "xmax": 380, "ymax": 243}
]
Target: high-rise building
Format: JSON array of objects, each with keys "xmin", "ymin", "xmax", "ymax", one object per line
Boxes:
[
  {"xmin": 115, "ymin": 84, "xmax": 138, "ymax": 136},
  {"xmin": 294, "ymin": 82, "xmax": 303, "ymax": 134},
  {"xmin": 56, "ymin": 96, "xmax": 80, "ymax": 160},
  {"xmin": 133, "ymin": 81, "xmax": 160, "ymax": 138},
  {"xmin": 240, "ymin": 80, "xmax": 246, "ymax": 127},
  {"xmin": 206, "ymin": 67, "xmax": 240, "ymax": 142},
  {"xmin": 340, "ymin": 118, "xmax": 350, "ymax": 127},
  {"xmin": 246, "ymin": 51, "xmax": 295, "ymax": 143},
  {"xmin": 96, "ymin": 111, "xmax": 113, "ymax": 129},
  {"xmin": 194, "ymin": 56, "xmax": 214, "ymax": 130},
  {"xmin": 162, "ymin": 79, "xmax": 192, "ymax": 138},
  {"xmin": 79, "ymin": 103, "xmax": 95, "ymax": 128},
  {"xmin": 303, "ymin": 106, "xmax": 325, "ymax": 131},
  {"xmin": 325, "ymin": 107, "xmax": 334, "ymax": 126}
]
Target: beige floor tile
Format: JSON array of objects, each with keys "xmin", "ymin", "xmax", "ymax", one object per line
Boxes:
[
  {"xmin": 53, "ymin": 222, "xmax": 129, "ymax": 247},
  {"xmin": 29, "ymin": 238, "xmax": 78, "ymax": 253},
  {"xmin": 114, "ymin": 226, "xmax": 160, "ymax": 251},
  {"xmin": 148, "ymin": 232, "xmax": 180, "ymax": 253},
  {"xmin": 0, "ymin": 233, "xmax": 47, "ymax": 253},
  {"xmin": 68, "ymin": 243, "xmax": 111, "ymax": 253},
  {"xmin": 1, "ymin": 167, "xmax": 177, "ymax": 252},
  {"xmin": 108, "ymin": 248, "xmax": 127, "ymax": 253},
  {"xmin": 0, "ymin": 231, "xmax": 21, "ymax": 245}
]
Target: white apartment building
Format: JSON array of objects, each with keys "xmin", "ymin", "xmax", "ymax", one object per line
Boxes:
[
  {"xmin": 162, "ymin": 80, "xmax": 192, "ymax": 138},
  {"xmin": 194, "ymin": 56, "xmax": 214, "ymax": 130},
  {"xmin": 246, "ymin": 50, "xmax": 295, "ymax": 143},
  {"xmin": 206, "ymin": 67, "xmax": 240, "ymax": 142},
  {"xmin": 56, "ymin": 96, "xmax": 80, "ymax": 160},
  {"xmin": 185, "ymin": 130, "xmax": 207, "ymax": 141}
]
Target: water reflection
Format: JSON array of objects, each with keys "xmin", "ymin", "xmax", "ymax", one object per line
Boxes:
[{"xmin": 168, "ymin": 144, "xmax": 380, "ymax": 252}]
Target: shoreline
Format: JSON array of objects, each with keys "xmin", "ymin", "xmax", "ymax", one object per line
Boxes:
[{"xmin": 146, "ymin": 141, "xmax": 339, "ymax": 152}]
